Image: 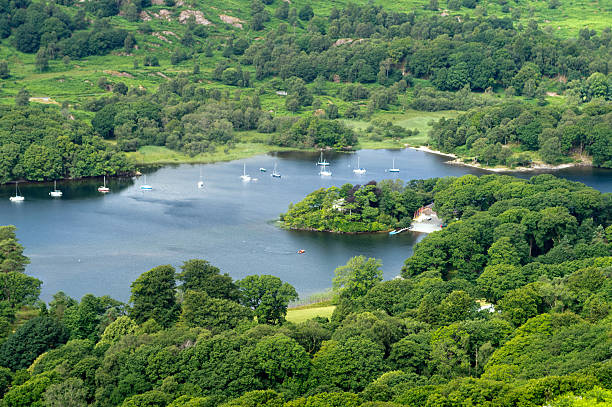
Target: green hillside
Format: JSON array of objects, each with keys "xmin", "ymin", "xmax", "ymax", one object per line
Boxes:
[{"xmin": 0, "ymin": 0, "xmax": 610, "ymax": 181}]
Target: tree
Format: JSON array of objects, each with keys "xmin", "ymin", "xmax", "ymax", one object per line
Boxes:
[
  {"xmin": 238, "ymin": 275, "xmax": 298, "ymax": 324},
  {"xmin": 43, "ymin": 377, "xmax": 87, "ymax": 407},
  {"xmin": 62, "ymin": 294, "xmax": 106, "ymax": 341},
  {"xmin": 177, "ymin": 259, "xmax": 240, "ymax": 301},
  {"xmin": 124, "ymin": 33, "xmax": 135, "ymax": 51},
  {"xmin": 275, "ymin": 2, "xmax": 289, "ymax": 19},
  {"xmin": 0, "ymin": 272, "xmax": 41, "ymax": 309},
  {"xmin": 254, "ymin": 334, "xmax": 310, "ymax": 390},
  {"xmin": 498, "ymin": 285, "xmax": 542, "ymax": 326},
  {"xmin": 0, "ymin": 316, "xmax": 68, "ymax": 370},
  {"xmin": 0, "ymin": 61, "xmax": 9, "ymax": 79},
  {"xmin": 13, "ymin": 24, "xmax": 40, "ymax": 53},
  {"xmin": 181, "ymin": 290, "xmax": 252, "ymax": 332},
  {"xmin": 0, "ymin": 226, "xmax": 30, "ymax": 274},
  {"xmin": 35, "ymin": 49, "xmax": 49, "ymax": 72},
  {"xmin": 298, "ymin": 4, "xmax": 314, "ymax": 21},
  {"xmin": 333, "ymin": 256, "xmax": 383, "ymax": 301},
  {"xmin": 311, "ymin": 337, "xmax": 386, "ymax": 392},
  {"xmin": 129, "ymin": 265, "xmax": 180, "ymax": 327},
  {"xmin": 96, "ymin": 315, "xmax": 137, "ymax": 348},
  {"xmin": 113, "ymin": 82, "xmax": 128, "ymax": 95},
  {"xmin": 15, "ymin": 88, "xmax": 30, "ymax": 106},
  {"xmin": 476, "ymin": 264, "xmax": 525, "ymax": 303},
  {"xmin": 439, "ymin": 290, "xmax": 476, "ymax": 323}
]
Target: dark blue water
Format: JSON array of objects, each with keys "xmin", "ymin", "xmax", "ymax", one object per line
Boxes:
[{"xmin": 1, "ymin": 149, "xmax": 610, "ymax": 302}]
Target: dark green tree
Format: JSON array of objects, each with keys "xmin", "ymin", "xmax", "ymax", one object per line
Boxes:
[
  {"xmin": 0, "ymin": 316, "xmax": 68, "ymax": 370},
  {"xmin": 238, "ymin": 275, "xmax": 298, "ymax": 324},
  {"xmin": 177, "ymin": 259, "xmax": 240, "ymax": 301},
  {"xmin": 129, "ymin": 265, "xmax": 180, "ymax": 327}
]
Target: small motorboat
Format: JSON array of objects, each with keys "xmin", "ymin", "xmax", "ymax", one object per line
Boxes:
[
  {"xmin": 297, "ymin": 249, "xmax": 305, "ymax": 254},
  {"xmin": 259, "ymin": 167, "xmax": 267, "ymax": 172}
]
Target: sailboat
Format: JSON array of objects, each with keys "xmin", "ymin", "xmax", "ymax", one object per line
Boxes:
[
  {"xmin": 197, "ymin": 165, "xmax": 205, "ymax": 189},
  {"xmin": 271, "ymin": 162, "xmax": 281, "ymax": 178},
  {"xmin": 49, "ymin": 180, "xmax": 62, "ymax": 197},
  {"xmin": 98, "ymin": 176, "xmax": 110, "ymax": 193},
  {"xmin": 240, "ymin": 163, "xmax": 251, "ymax": 182},
  {"xmin": 9, "ymin": 182, "xmax": 24, "ymax": 202},
  {"xmin": 316, "ymin": 151, "xmax": 329, "ymax": 166},
  {"xmin": 319, "ymin": 165, "xmax": 332, "ymax": 177},
  {"xmin": 140, "ymin": 174, "xmax": 152, "ymax": 190},
  {"xmin": 388, "ymin": 158, "xmax": 400, "ymax": 173},
  {"xmin": 353, "ymin": 157, "xmax": 366, "ymax": 175}
]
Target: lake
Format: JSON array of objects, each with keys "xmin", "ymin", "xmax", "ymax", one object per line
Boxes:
[{"xmin": 1, "ymin": 148, "xmax": 611, "ymax": 302}]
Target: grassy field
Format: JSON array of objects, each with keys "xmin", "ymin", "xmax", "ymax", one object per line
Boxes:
[
  {"xmin": 286, "ymin": 304, "xmax": 336, "ymax": 324},
  {"xmin": 126, "ymin": 143, "xmax": 302, "ymax": 165},
  {"xmin": 347, "ymin": 109, "xmax": 459, "ymax": 149}
]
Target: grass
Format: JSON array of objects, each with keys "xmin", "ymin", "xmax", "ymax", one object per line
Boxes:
[
  {"xmin": 346, "ymin": 109, "xmax": 460, "ymax": 149},
  {"xmin": 126, "ymin": 143, "xmax": 302, "ymax": 165},
  {"xmin": 286, "ymin": 304, "xmax": 336, "ymax": 324}
]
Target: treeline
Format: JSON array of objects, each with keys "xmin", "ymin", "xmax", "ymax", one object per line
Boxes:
[
  {"xmin": 89, "ymin": 76, "xmax": 357, "ymax": 153},
  {"xmin": 0, "ymin": 173, "xmax": 611, "ymax": 406},
  {"xmin": 239, "ymin": 5, "xmax": 610, "ymax": 94},
  {"xmin": 281, "ymin": 179, "xmax": 436, "ymax": 232},
  {"xmin": 0, "ymin": 104, "xmax": 133, "ymax": 183},
  {"xmin": 429, "ymin": 100, "xmax": 612, "ymax": 167}
]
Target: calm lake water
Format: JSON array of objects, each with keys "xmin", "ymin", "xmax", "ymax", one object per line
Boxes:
[{"xmin": 1, "ymin": 148, "xmax": 611, "ymax": 302}]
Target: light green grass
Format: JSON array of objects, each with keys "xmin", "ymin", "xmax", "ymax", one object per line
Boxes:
[
  {"xmin": 126, "ymin": 143, "xmax": 299, "ymax": 165},
  {"xmin": 347, "ymin": 109, "xmax": 459, "ymax": 149},
  {"xmin": 286, "ymin": 305, "xmax": 336, "ymax": 323}
]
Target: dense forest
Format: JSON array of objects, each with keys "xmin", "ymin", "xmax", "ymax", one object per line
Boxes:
[
  {"xmin": 0, "ymin": 104, "xmax": 133, "ymax": 183},
  {"xmin": 0, "ymin": 173, "xmax": 610, "ymax": 406},
  {"xmin": 429, "ymin": 100, "xmax": 612, "ymax": 168}
]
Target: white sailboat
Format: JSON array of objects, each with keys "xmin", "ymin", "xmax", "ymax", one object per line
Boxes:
[
  {"xmin": 9, "ymin": 182, "xmax": 24, "ymax": 202},
  {"xmin": 98, "ymin": 176, "xmax": 110, "ymax": 193},
  {"xmin": 388, "ymin": 158, "xmax": 400, "ymax": 172},
  {"xmin": 319, "ymin": 165, "xmax": 332, "ymax": 177},
  {"xmin": 240, "ymin": 163, "xmax": 251, "ymax": 182},
  {"xmin": 316, "ymin": 151, "xmax": 329, "ymax": 166},
  {"xmin": 140, "ymin": 174, "xmax": 152, "ymax": 190},
  {"xmin": 271, "ymin": 162, "xmax": 281, "ymax": 178},
  {"xmin": 49, "ymin": 180, "xmax": 63, "ymax": 197},
  {"xmin": 197, "ymin": 165, "xmax": 205, "ymax": 189},
  {"xmin": 353, "ymin": 157, "xmax": 366, "ymax": 175}
]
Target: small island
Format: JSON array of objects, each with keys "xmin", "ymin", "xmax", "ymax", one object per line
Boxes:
[{"xmin": 281, "ymin": 180, "xmax": 437, "ymax": 233}]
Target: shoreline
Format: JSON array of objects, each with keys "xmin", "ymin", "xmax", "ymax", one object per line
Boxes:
[
  {"xmin": 407, "ymin": 145, "xmax": 591, "ymax": 173},
  {"xmin": 285, "ymin": 225, "xmax": 393, "ymax": 235},
  {"xmin": 1, "ymin": 172, "xmax": 138, "ymax": 187}
]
